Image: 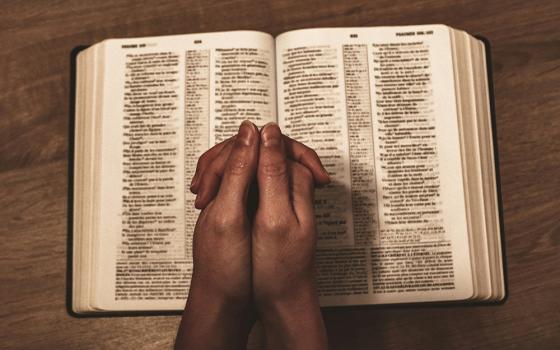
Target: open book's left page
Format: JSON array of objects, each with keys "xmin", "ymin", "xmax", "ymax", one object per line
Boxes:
[{"xmin": 81, "ymin": 31, "xmax": 276, "ymax": 312}]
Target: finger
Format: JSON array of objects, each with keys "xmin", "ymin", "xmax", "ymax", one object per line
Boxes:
[
  {"xmin": 214, "ymin": 120, "xmax": 260, "ymax": 212},
  {"xmin": 194, "ymin": 140, "xmax": 235, "ymax": 209},
  {"xmin": 283, "ymin": 135, "xmax": 330, "ymax": 186},
  {"xmin": 288, "ymin": 160, "xmax": 316, "ymax": 230},
  {"xmin": 190, "ymin": 136, "xmax": 234, "ymax": 193},
  {"xmin": 257, "ymin": 123, "xmax": 292, "ymax": 216}
]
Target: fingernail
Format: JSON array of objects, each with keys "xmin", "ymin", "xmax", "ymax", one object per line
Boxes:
[
  {"xmin": 239, "ymin": 120, "xmax": 256, "ymax": 146},
  {"xmin": 261, "ymin": 122, "xmax": 281, "ymax": 147}
]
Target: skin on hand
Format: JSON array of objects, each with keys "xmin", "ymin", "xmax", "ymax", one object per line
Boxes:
[
  {"xmin": 252, "ymin": 123, "xmax": 328, "ymax": 350},
  {"xmin": 190, "ymin": 130, "xmax": 330, "ymax": 210},
  {"xmin": 176, "ymin": 121, "xmax": 328, "ymax": 350},
  {"xmin": 175, "ymin": 121, "xmax": 259, "ymax": 350}
]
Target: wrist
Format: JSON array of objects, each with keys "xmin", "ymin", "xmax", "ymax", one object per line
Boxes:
[
  {"xmin": 187, "ymin": 280, "xmax": 253, "ymax": 320},
  {"xmin": 257, "ymin": 283, "xmax": 327, "ymax": 350},
  {"xmin": 256, "ymin": 278, "xmax": 316, "ymax": 312},
  {"xmin": 176, "ymin": 284, "xmax": 254, "ymax": 350},
  {"xmin": 258, "ymin": 284, "xmax": 319, "ymax": 325}
]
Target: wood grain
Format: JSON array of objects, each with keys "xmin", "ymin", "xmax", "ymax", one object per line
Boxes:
[{"xmin": 1, "ymin": 0, "xmax": 559, "ymax": 349}]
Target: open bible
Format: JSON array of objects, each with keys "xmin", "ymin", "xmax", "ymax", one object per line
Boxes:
[{"xmin": 71, "ymin": 25, "xmax": 505, "ymax": 314}]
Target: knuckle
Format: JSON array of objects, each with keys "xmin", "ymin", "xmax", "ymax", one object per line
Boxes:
[
  {"xmin": 198, "ymin": 149, "xmax": 212, "ymax": 164},
  {"xmin": 295, "ymin": 164, "xmax": 314, "ymax": 187},
  {"xmin": 226, "ymin": 154, "xmax": 250, "ymax": 175},
  {"xmin": 305, "ymin": 148, "xmax": 320, "ymax": 160},
  {"xmin": 195, "ymin": 157, "xmax": 210, "ymax": 174},
  {"xmin": 299, "ymin": 165, "xmax": 313, "ymax": 182},
  {"xmin": 212, "ymin": 212, "xmax": 242, "ymax": 232},
  {"xmin": 256, "ymin": 216, "xmax": 290, "ymax": 234},
  {"xmin": 259, "ymin": 160, "xmax": 287, "ymax": 177},
  {"xmin": 208, "ymin": 160, "xmax": 223, "ymax": 176}
]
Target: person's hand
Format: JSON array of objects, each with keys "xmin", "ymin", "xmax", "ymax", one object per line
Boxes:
[
  {"xmin": 190, "ymin": 127, "xmax": 330, "ymax": 210},
  {"xmin": 177, "ymin": 121, "xmax": 328, "ymax": 350},
  {"xmin": 252, "ymin": 123, "xmax": 327, "ymax": 349},
  {"xmin": 175, "ymin": 121, "xmax": 259, "ymax": 350}
]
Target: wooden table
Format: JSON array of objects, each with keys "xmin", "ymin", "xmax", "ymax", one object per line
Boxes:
[{"xmin": 1, "ymin": 0, "xmax": 559, "ymax": 349}]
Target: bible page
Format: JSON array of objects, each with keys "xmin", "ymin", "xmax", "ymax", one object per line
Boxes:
[
  {"xmin": 90, "ymin": 31, "xmax": 276, "ymax": 311},
  {"xmin": 275, "ymin": 25, "xmax": 474, "ymax": 305}
]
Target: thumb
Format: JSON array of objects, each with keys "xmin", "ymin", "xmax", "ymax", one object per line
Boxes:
[
  {"xmin": 214, "ymin": 120, "xmax": 259, "ymax": 213},
  {"xmin": 257, "ymin": 123, "xmax": 292, "ymax": 217}
]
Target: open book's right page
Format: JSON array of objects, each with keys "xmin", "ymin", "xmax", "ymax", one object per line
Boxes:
[{"xmin": 276, "ymin": 25, "xmax": 474, "ymax": 305}]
